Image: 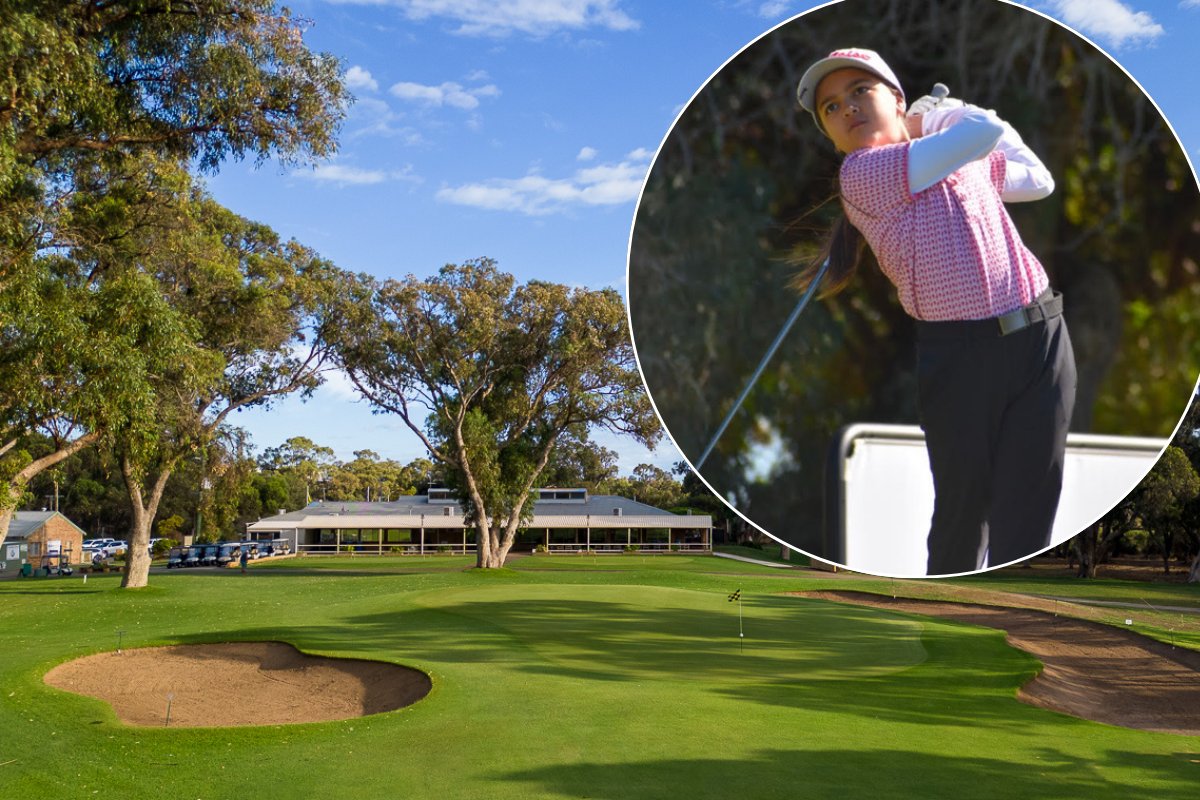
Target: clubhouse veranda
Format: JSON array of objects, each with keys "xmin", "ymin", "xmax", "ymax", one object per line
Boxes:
[{"xmin": 247, "ymin": 488, "xmax": 715, "ymax": 555}]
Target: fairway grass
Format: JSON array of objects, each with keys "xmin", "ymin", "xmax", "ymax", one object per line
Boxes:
[{"xmin": 3, "ymin": 568, "xmax": 1198, "ymax": 799}]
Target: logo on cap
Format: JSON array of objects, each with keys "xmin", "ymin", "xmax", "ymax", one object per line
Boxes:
[{"xmin": 828, "ymin": 50, "xmax": 872, "ymax": 61}]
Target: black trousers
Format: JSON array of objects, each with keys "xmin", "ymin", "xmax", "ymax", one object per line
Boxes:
[{"xmin": 916, "ymin": 294, "xmax": 1076, "ymax": 575}]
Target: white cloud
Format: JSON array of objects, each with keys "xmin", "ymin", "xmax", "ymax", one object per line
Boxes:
[
  {"xmin": 298, "ymin": 164, "xmax": 424, "ymax": 187},
  {"xmin": 389, "ymin": 80, "xmax": 501, "ymax": 109},
  {"xmin": 577, "ymin": 146, "xmax": 598, "ymax": 161},
  {"xmin": 1183, "ymin": 1, "xmax": 1200, "ymax": 8},
  {"xmin": 326, "ymin": 0, "xmax": 639, "ymax": 36},
  {"xmin": 345, "ymin": 66, "xmax": 379, "ymax": 92},
  {"xmin": 345, "ymin": 97, "xmax": 426, "ymax": 143},
  {"xmin": 1042, "ymin": 0, "xmax": 1164, "ymax": 47},
  {"xmin": 436, "ymin": 148, "xmax": 652, "ymax": 214},
  {"xmin": 756, "ymin": 0, "xmax": 794, "ymax": 18}
]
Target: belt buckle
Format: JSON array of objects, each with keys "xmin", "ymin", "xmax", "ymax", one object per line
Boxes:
[{"xmin": 997, "ymin": 308, "xmax": 1029, "ymax": 336}]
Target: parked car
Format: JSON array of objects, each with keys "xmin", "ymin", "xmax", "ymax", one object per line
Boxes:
[
  {"xmin": 167, "ymin": 547, "xmax": 186, "ymax": 568},
  {"xmin": 82, "ymin": 538, "xmax": 117, "ymax": 551},
  {"xmin": 238, "ymin": 542, "xmax": 260, "ymax": 560},
  {"xmin": 183, "ymin": 546, "xmax": 201, "ymax": 568}
]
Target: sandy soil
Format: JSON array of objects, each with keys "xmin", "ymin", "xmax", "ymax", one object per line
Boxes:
[
  {"xmin": 43, "ymin": 641, "xmax": 431, "ymax": 728},
  {"xmin": 800, "ymin": 590, "xmax": 1200, "ymax": 736}
]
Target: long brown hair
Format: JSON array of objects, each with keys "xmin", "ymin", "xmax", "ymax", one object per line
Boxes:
[{"xmin": 788, "ymin": 201, "xmax": 867, "ymax": 299}]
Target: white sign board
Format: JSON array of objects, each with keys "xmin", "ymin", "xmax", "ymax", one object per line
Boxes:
[
  {"xmin": 6, "ymin": 545, "xmax": 18, "ymax": 561},
  {"xmin": 838, "ymin": 425, "xmax": 1167, "ymax": 578}
]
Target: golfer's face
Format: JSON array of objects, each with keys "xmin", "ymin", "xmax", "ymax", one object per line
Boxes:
[{"xmin": 816, "ymin": 68, "xmax": 906, "ymax": 153}]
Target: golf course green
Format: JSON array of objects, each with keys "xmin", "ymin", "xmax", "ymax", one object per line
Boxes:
[{"xmin": 2, "ymin": 560, "xmax": 1197, "ymax": 799}]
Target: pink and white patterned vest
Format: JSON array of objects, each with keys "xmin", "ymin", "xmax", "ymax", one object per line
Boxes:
[{"xmin": 840, "ymin": 142, "xmax": 1049, "ymax": 321}]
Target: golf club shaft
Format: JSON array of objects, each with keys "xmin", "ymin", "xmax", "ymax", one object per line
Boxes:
[{"xmin": 695, "ymin": 257, "xmax": 830, "ymax": 470}]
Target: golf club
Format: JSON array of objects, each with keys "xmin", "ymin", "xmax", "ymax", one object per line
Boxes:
[
  {"xmin": 693, "ymin": 83, "xmax": 950, "ymax": 471},
  {"xmin": 695, "ymin": 256, "xmax": 830, "ymax": 470}
]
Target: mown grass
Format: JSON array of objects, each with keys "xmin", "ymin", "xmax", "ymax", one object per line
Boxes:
[
  {"xmin": 1, "ymin": 566, "xmax": 1197, "ymax": 799},
  {"xmin": 249, "ymin": 554, "xmax": 477, "ymax": 571},
  {"xmin": 946, "ymin": 569, "xmax": 1200, "ymax": 609},
  {"xmin": 509, "ymin": 553, "xmax": 804, "ymax": 574}
]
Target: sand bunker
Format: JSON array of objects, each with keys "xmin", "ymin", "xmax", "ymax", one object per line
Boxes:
[
  {"xmin": 44, "ymin": 642, "xmax": 431, "ymax": 727},
  {"xmin": 800, "ymin": 590, "xmax": 1200, "ymax": 736}
]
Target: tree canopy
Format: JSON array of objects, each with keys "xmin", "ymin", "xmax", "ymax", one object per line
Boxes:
[{"xmin": 336, "ymin": 259, "xmax": 661, "ymax": 568}]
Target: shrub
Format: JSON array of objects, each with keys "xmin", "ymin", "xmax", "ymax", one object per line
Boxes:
[{"xmin": 389, "ymin": 546, "xmax": 402, "ymax": 554}]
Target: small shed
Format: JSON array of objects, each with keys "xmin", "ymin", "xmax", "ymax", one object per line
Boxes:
[{"xmin": 4, "ymin": 511, "xmax": 88, "ymax": 568}]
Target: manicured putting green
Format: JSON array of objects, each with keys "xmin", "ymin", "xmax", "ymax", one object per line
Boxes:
[{"xmin": 418, "ymin": 584, "xmax": 926, "ymax": 681}]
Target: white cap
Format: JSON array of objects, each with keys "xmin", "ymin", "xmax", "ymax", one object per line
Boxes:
[{"xmin": 796, "ymin": 48, "xmax": 905, "ymax": 133}]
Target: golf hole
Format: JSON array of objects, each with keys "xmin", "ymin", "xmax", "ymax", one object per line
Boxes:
[{"xmin": 44, "ymin": 642, "xmax": 431, "ymax": 727}]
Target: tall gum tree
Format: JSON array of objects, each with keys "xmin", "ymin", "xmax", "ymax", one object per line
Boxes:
[
  {"xmin": 106, "ymin": 170, "xmax": 353, "ymax": 588},
  {"xmin": 0, "ymin": 199, "xmax": 188, "ymax": 550},
  {"xmin": 0, "ymin": 0, "xmax": 348, "ymax": 284},
  {"xmin": 336, "ymin": 259, "xmax": 661, "ymax": 569}
]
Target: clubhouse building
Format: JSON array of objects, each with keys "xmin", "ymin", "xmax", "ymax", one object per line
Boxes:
[{"xmin": 245, "ymin": 488, "xmax": 714, "ymax": 555}]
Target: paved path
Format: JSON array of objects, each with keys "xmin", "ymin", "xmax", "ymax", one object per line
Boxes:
[{"xmin": 711, "ymin": 551, "xmax": 801, "ymax": 569}]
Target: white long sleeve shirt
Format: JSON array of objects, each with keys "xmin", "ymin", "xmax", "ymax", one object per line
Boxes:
[{"xmin": 909, "ymin": 101, "xmax": 1055, "ymax": 202}]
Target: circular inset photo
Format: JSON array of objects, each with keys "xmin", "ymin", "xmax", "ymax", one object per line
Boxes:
[{"xmin": 627, "ymin": 0, "xmax": 1200, "ymax": 578}]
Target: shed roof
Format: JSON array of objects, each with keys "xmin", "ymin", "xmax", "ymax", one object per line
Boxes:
[{"xmin": 6, "ymin": 511, "xmax": 88, "ymax": 541}]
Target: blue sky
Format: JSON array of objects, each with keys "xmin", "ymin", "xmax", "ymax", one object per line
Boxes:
[{"xmin": 211, "ymin": 0, "xmax": 1200, "ymax": 474}]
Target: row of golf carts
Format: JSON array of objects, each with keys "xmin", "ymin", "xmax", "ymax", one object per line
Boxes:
[{"xmin": 166, "ymin": 539, "xmax": 291, "ymax": 569}]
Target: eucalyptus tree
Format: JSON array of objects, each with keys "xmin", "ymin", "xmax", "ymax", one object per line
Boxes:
[
  {"xmin": 109, "ymin": 175, "xmax": 352, "ymax": 588},
  {"xmin": 0, "ymin": 178, "xmax": 187, "ymax": 549},
  {"xmin": 336, "ymin": 259, "xmax": 661, "ymax": 569},
  {"xmin": 0, "ymin": 0, "xmax": 347, "ymax": 281}
]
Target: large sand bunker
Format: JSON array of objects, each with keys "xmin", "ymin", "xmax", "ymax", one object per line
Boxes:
[{"xmin": 44, "ymin": 642, "xmax": 431, "ymax": 727}]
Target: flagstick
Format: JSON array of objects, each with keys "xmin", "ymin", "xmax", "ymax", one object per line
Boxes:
[{"xmin": 738, "ymin": 593, "xmax": 744, "ymax": 654}]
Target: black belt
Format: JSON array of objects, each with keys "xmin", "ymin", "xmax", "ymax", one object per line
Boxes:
[{"xmin": 917, "ymin": 289, "xmax": 1063, "ymax": 342}]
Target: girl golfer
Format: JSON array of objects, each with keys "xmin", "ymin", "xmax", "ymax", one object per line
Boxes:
[{"xmin": 795, "ymin": 48, "xmax": 1076, "ymax": 574}]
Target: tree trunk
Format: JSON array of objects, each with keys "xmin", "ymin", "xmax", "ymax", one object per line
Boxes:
[
  {"xmin": 1189, "ymin": 550, "xmax": 1200, "ymax": 583},
  {"xmin": 119, "ymin": 456, "xmax": 174, "ymax": 589},
  {"xmin": 1073, "ymin": 527, "xmax": 1098, "ymax": 578}
]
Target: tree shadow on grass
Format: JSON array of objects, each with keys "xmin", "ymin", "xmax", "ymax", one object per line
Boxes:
[
  {"xmin": 163, "ymin": 592, "xmax": 1059, "ymax": 733},
  {"xmin": 488, "ymin": 746, "xmax": 1199, "ymax": 800}
]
